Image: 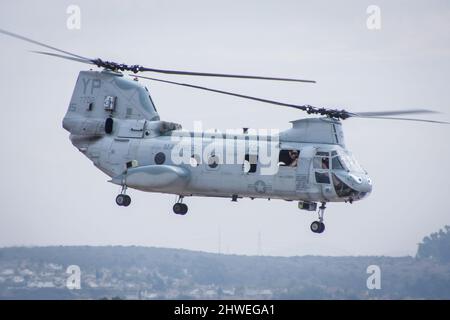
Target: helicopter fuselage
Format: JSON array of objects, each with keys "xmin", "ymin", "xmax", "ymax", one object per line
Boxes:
[
  {"xmin": 73, "ymin": 132, "xmax": 372, "ymax": 203},
  {"xmin": 64, "ymin": 70, "xmax": 372, "ymax": 205}
]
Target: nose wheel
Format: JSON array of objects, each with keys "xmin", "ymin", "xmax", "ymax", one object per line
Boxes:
[
  {"xmin": 310, "ymin": 202, "xmax": 326, "ymax": 233},
  {"xmin": 173, "ymin": 196, "xmax": 188, "ymax": 215},
  {"xmin": 116, "ymin": 185, "xmax": 131, "ymax": 207}
]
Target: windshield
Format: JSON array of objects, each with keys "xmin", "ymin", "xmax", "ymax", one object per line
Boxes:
[
  {"xmin": 337, "ymin": 151, "xmax": 365, "ymax": 173},
  {"xmin": 332, "ymin": 156, "xmax": 345, "ymax": 170}
]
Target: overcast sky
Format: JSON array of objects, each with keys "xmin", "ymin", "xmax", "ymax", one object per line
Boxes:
[{"xmin": 0, "ymin": 0, "xmax": 449, "ymax": 256}]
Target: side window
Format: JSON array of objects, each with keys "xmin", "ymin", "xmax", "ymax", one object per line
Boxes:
[
  {"xmin": 313, "ymin": 157, "xmax": 329, "ymax": 169},
  {"xmin": 313, "ymin": 151, "xmax": 329, "ymax": 169},
  {"xmin": 190, "ymin": 154, "xmax": 201, "ymax": 167},
  {"xmin": 315, "ymin": 172, "xmax": 330, "ymax": 184},
  {"xmin": 278, "ymin": 149, "xmax": 300, "ymax": 167},
  {"xmin": 208, "ymin": 154, "xmax": 220, "ymax": 169},
  {"xmin": 314, "ymin": 151, "xmax": 330, "ymax": 184}
]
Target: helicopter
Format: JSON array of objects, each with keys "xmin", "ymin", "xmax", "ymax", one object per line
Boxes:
[{"xmin": 1, "ymin": 29, "xmax": 448, "ymax": 234}]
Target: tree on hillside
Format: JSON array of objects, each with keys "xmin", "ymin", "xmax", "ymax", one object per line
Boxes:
[{"xmin": 416, "ymin": 225, "xmax": 450, "ymax": 262}]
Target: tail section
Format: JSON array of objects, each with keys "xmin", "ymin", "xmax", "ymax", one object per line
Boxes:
[
  {"xmin": 62, "ymin": 70, "xmax": 163, "ymax": 177},
  {"xmin": 63, "ymin": 70, "xmax": 160, "ymax": 136}
]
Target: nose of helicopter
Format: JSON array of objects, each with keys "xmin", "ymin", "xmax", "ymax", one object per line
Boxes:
[
  {"xmin": 351, "ymin": 173, "xmax": 372, "ymax": 199},
  {"xmin": 333, "ymin": 170, "xmax": 372, "ymax": 201}
]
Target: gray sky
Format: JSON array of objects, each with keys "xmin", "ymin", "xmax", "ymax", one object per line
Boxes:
[{"xmin": 0, "ymin": 0, "xmax": 449, "ymax": 256}]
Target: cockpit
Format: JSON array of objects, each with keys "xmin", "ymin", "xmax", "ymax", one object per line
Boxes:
[{"xmin": 313, "ymin": 148, "xmax": 372, "ymax": 201}]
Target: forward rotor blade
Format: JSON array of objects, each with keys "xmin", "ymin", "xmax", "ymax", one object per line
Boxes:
[
  {"xmin": 352, "ymin": 115, "xmax": 449, "ymax": 124},
  {"xmin": 0, "ymin": 28, "xmax": 90, "ymax": 60},
  {"xmin": 135, "ymin": 75, "xmax": 449, "ymax": 123},
  {"xmin": 354, "ymin": 109, "xmax": 438, "ymax": 117},
  {"xmin": 133, "ymin": 75, "xmax": 310, "ymax": 111},
  {"xmin": 139, "ymin": 67, "xmax": 316, "ymax": 83},
  {"xmin": 31, "ymin": 50, "xmax": 94, "ymax": 65}
]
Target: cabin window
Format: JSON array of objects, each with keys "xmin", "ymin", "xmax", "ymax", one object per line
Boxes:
[
  {"xmin": 278, "ymin": 149, "xmax": 300, "ymax": 167},
  {"xmin": 190, "ymin": 154, "xmax": 201, "ymax": 167},
  {"xmin": 154, "ymin": 152, "xmax": 166, "ymax": 165},
  {"xmin": 208, "ymin": 155, "xmax": 219, "ymax": 169},
  {"xmin": 243, "ymin": 154, "xmax": 258, "ymax": 173}
]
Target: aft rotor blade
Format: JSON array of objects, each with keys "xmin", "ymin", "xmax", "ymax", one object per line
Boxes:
[
  {"xmin": 0, "ymin": 28, "xmax": 90, "ymax": 60},
  {"xmin": 139, "ymin": 67, "xmax": 316, "ymax": 83},
  {"xmin": 0, "ymin": 29, "xmax": 315, "ymax": 83},
  {"xmin": 31, "ymin": 50, "xmax": 94, "ymax": 65},
  {"xmin": 133, "ymin": 75, "xmax": 311, "ymax": 111},
  {"xmin": 353, "ymin": 109, "xmax": 438, "ymax": 117}
]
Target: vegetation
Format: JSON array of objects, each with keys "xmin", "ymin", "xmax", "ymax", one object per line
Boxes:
[{"xmin": 417, "ymin": 225, "xmax": 450, "ymax": 262}]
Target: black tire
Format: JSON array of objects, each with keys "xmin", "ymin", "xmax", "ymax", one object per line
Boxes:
[
  {"xmin": 318, "ymin": 222, "xmax": 325, "ymax": 233},
  {"xmin": 123, "ymin": 195, "xmax": 131, "ymax": 207},
  {"xmin": 116, "ymin": 194, "xmax": 125, "ymax": 206},
  {"xmin": 310, "ymin": 221, "xmax": 321, "ymax": 233},
  {"xmin": 173, "ymin": 203, "xmax": 183, "ymax": 214},
  {"xmin": 180, "ymin": 203, "xmax": 188, "ymax": 215}
]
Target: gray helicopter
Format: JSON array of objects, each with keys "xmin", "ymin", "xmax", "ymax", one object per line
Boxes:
[{"xmin": 1, "ymin": 29, "xmax": 447, "ymax": 233}]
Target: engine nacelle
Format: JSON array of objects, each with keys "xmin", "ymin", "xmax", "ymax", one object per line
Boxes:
[{"xmin": 63, "ymin": 117, "xmax": 108, "ymax": 136}]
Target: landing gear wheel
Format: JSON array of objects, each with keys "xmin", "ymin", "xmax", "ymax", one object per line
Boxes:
[
  {"xmin": 116, "ymin": 194, "xmax": 131, "ymax": 207},
  {"xmin": 123, "ymin": 195, "xmax": 131, "ymax": 207},
  {"xmin": 318, "ymin": 222, "xmax": 325, "ymax": 233},
  {"xmin": 310, "ymin": 202, "xmax": 326, "ymax": 233},
  {"xmin": 173, "ymin": 195, "xmax": 188, "ymax": 215},
  {"xmin": 310, "ymin": 221, "xmax": 321, "ymax": 233},
  {"xmin": 116, "ymin": 194, "xmax": 125, "ymax": 206},
  {"xmin": 173, "ymin": 203, "xmax": 188, "ymax": 215}
]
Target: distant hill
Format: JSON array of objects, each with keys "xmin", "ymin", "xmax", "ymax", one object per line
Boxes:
[{"xmin": 0, "ymin": 244, "xmax": 449, "ymax": 300}]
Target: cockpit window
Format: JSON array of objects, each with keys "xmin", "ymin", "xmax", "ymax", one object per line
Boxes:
[
  {"xmin": 327, "ymin": 149, "xmax": 365, "ymax": 173},
  {"xmin": 332, "ymin": 173, "xmax": 360, "ymax": 198},
  {"xmin": 315, "ymin": 172, "xmax": 330, "ymax": 184},
  {"xmin": 315, "ymin": 151, "xmax": 329, "ymax": 157},
  {"xmin": 332, "ymin": 156, "xmax": 345, "ymax": 170},
  {"xmin": 313, "ymin": 156, "xmax": 329, "ymax": 169},
  {"xmin": 339, "ymin": 151, "xmax": 364, "ymax": 173}
]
